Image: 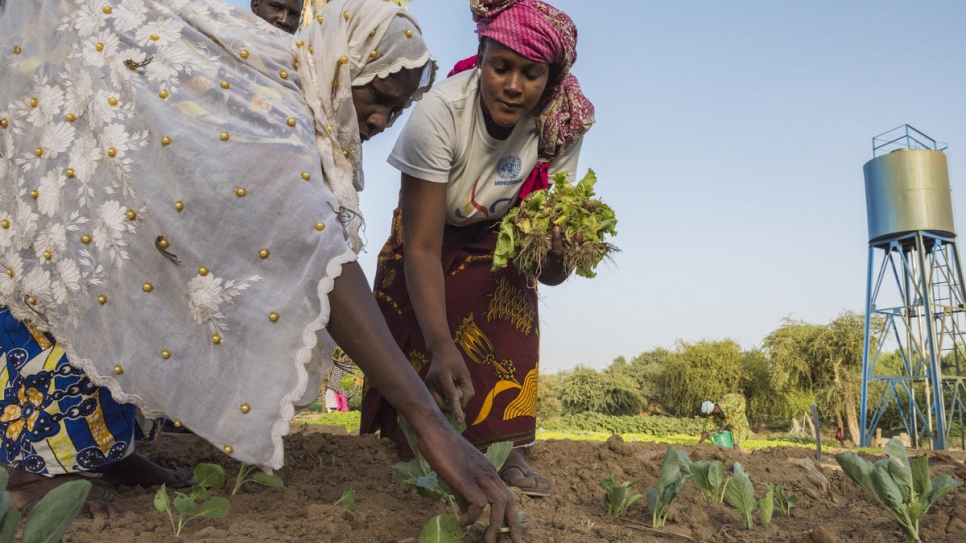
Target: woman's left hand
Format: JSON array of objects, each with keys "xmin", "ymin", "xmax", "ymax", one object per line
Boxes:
[{"xmin": 537, "ymin": 225, "xmax": 579, "ymax": 286}]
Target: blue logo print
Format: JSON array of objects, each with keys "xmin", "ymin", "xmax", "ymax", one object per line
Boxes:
[{"xmin": 497, "ymin": 156, "xmax": 522, "ymax": 179}]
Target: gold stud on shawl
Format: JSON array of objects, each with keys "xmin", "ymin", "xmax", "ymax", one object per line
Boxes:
[
  {"xmin": 108, "ymin": 97, "xmax": 118, "ymax": 106},
  {"xmin": 405, "ymin": 30, "xmax": 413, "ymax": 38},
  {"xmin": 66, "ymin": 168, "xmax": 76, "ymax": 178},
  {"xmin": 316, "ymin": 16, "xmax": 323, "ymax": 24},
  {"xmin": 34, "ymin": 147, "xmax": 43, "ymax": 157},
  {"xmin": 0, "ymin": 220, "xmax": 8, "ymax": 229},
  {"xmin": 258, "ymin": 248, "xmax": 269, "ymax": 259},
  {"xmin": 314, "ymin": 222, "xmax": 325, "ymax": 231},
  {"xmin": 95, "ymin": 42, "xmax": 105, "ymax": 52},
  {"xmin": 12, "ymin": 45, "xmax": 22, "ymax": 55},
  {"xmin": 5, "ymin": 268, "xmax": 13, "ymax": 278},
  {"xmin": 159, "ymin": 89, "xmax": 169, "ymax": 99},
  {"xmin": 370, "ymin": 50, "xmax": 378, "ymax": 59},
  {"xmin": 279, "ymin": 69, "xmax": 289, "ymax": 79},
  {"xmin": 342, "ymin": 148, "xmax": 349, "ymax": 157},
  {"xmin": 113, "ymin": 364, "xmax": 123, "ymax": 374},
  {"xmin": 25, "ymin": 295, "xmax": 37, "ymax": 305},
  {"xmin": 343, "ymin": 11, "xmax": 350, "ymax": 20},
  {"xmin": 268, "ymin": 312, "xmax": 279, "ymax": 322},
  {"xmin": 29, "ymin": 98, "xmax": 38, "ymax": 108},
  {"xmin": 301, "ymin": 172, "xmax": 310, "ymax": 181},
  {"xmin": 161, "ymin": 136, "xmax": 171, "ymax": 146},
  {"xmin": 149, "ymin": 34, "xmax": 160, "ymax": 41},
  {"xmin": 175, "ymin": 201, "xmax": 184, "ymax": 212},
  {"xmin": 29, "ymin": 190, "xmax": 39, "ymax": 199},
  {"xmin": 198, "ymin": 266, "xmax": 209, "ymax": 276},
  {"xmin": 325, "ymin": 124, "xmax": 332, "ymax": 133},
  {"xmin": 102, "ymin": 5, "xmax": 112, "ymax": 14},
  {"xmin": 220, "ymin": 132, "xmax": 230, "ymax": 142},
  {"xmin": 107, "ymin": 147, "xmax": 117, "ymax": 158},
  {"xmin": 126, "ymin": 209, "xmax": 136, "ymax": 220},
  {"xmin": 173, "ymin": 419, "xmax": 182, "ymax": 427},
  {"xmin": 240, "ymin": 404, "xmax": 251, "ymax": 414},
  {"xmin": 43, "ymin": 251, "xmax": 52, "ymax": 260},
  {"xmin": 239, "ymin": 49, "xmax": 250, "ymax": 59},
  {"xmin": 223, "ymin": 444, "xmax": 233, "ymax": 454},
  {"xmin": 287, "ymin": 117, "xmax": 297, "ymax": 127},
  {"xmin": 220, "ymin": 81, "xmax": 230, "ymax": 89},
  {"xmin": 142, "ymin": 282, "xmax": 153, "ymax": 292},
  {"xmin": 161, "ymin": 349, "xmax": 171, "ymax": 359},
  {"xmin": 81, "ymin": 234, "xmax": 91, "ymax": 244},
  {"xmin": 0, "ymin": 118, "xmax": 7, "ymax": 128},
  {"xmin": 65, "ymin": 113, "xmax": 76, "ymax": 122},
  {"xmin": 212, "ymin": 334, "xmax": 222, "ymax": 345},
  {"xmin": 370, "ymin": 29, "xmax": 376, "ymax": 37},
  {"xmin": 235, "ymin": 187, "xmax": 247, "ymax": 197},
  {"xmin": 338, "ymin": 55, "xmax": 348, "ymax": 65},
  {"xmin": 156, "ymin": 236, "xmax": 181, "ymax": 264},
  {"xmin": 296, "ymin": 40, "xmax": 304, "ymax": 48},
  {"xmin": 97, "ymin": 294, "xmax": 107, "ymax": 304}
]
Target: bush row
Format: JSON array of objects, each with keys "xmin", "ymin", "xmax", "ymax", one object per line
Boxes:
[{"xmin": 538, "ymin": 412, "xmax": 704, "ymax": 435}]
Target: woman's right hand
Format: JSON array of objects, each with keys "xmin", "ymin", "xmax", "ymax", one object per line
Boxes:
[{"xmin": 425, "ymin": 343, "xmax": 475, "ymax": 425}]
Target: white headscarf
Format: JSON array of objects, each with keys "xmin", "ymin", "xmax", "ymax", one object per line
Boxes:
[{"xmin": 297, "ymin": 0, "xmax": 436, "ymax": 251}]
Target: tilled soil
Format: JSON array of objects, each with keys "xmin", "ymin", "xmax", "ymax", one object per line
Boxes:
[{"xmin": 59, "ymin": 424, "xmax": 966, "ymax": 543}]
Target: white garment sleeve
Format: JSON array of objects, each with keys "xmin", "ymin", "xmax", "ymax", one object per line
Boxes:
[
  {"xmin": 548, "ymin": 136, "xmax": 584, "ymax": 182},
  {"xmin": 387, "ymin": 93, "xmax": 457, "ymax": 184}
]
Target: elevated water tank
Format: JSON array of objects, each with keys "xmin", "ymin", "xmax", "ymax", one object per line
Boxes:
[{"xmin": 863, "ymin": 147, "xmax": 953, "ymax": 244}]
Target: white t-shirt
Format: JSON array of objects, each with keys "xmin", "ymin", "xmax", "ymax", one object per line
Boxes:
[{"xmin": 388, "ymin": 69, "xmax": 582, "ymax": 226}]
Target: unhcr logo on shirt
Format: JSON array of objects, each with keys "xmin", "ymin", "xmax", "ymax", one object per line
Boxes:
[{"xmin": 494, "ymin": 156, "xmax": 523, "ymax": 186}]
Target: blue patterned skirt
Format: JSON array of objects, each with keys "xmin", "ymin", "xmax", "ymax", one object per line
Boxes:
[{"xmin": 0, "ymin": 308, "xmax": 157, "ymax": 476}]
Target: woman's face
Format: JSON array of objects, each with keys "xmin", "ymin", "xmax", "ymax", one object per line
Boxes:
[
  {"xmin": 478, "ymin": 39, "xmax": 550, "ymax": 134},
  {"xmin": 351, "ymin": 69, "xmax": 420, "ymax": 142}
]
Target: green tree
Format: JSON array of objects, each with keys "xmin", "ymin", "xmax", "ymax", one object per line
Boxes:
[
  {"xmin": 556, "ymin": 366, "xmax": 644, "ymax": 416},
  {"xmin": 662, "ymin": 339, "xmax": 746, "ymax": 417},
  {"xmin": 536, "ymin": 371, "xmax": 563, "ymax": 422}
]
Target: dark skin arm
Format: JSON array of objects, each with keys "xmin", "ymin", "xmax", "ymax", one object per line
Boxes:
[
  {"xmin": 399, "ymin": 174, "xmax": 475, "ymax": 424},
  {"xmin": 326, "ymin": 260, "xmax": 521, "ymax": 543}
]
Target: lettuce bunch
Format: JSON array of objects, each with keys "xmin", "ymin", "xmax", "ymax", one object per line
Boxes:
[{"xmin": 493, "ymin": 169, "xmax": 618, "ymax": 279}]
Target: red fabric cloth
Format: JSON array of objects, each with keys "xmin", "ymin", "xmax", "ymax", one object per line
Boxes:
[
  {"xmin": 519, "ymin": 162, "xmax": 549, "ymax": 200},
  {"xmin": 360, "ymin": 210, "xmax": 541, "ymax": 456}
]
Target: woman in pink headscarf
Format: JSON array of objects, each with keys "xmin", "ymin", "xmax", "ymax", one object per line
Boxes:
[{"xmin": 362, "ymin": 0, "xmax": 593, "ymax": 497}]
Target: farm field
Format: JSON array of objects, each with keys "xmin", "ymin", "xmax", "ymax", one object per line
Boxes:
[{"xmin": 56, "ymin": 422, "xmax": 966, "ymax": 543}]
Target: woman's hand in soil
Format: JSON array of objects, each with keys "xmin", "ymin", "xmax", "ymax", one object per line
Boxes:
[
  {"xmin": 538, "ymin": 225, "xmax": 580, "ymax": 286},
  {"xmin": 417, "ymin": 420, "xmax": 523, "ymax": 543},
  {"xmin": 425, "ymin": 343, "xmax": 474, "ymax": 425}
]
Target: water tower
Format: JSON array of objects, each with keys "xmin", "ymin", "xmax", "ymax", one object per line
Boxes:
[{"xmin": 859, "ymin": 125, "xmax": 966, "ymax": 450}]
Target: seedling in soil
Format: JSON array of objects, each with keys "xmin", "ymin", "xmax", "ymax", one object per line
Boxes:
[
  {"xmin": 689, "ymin": 459, "xmax": 727, "ymax": 504},
  {"xmin": 154, "ymin": 463, "xmax": 230, "ymax": 537},
  {"xmin": 644, "ymin": 445, "xmax": 692, "ymax": 528},
  {"xmin": 771, "ymin": 484, "xmax": 798, "ymax": 517},
  {"xmin": 232, "ymin": 463, "xmax": 284, "ymax": 495},
  {"xmin": 758, "ymin": 484, "xmax": 774, "ymax": 525},
  {"xmin": 392, "ymin": 416, "xmax": 517, "ymax": 543},
  {"xmin": 599, "ymin": 473, "xmax": 643, "ymax": 518},
  {"xmin": 724, "ymin": 462, "xmax": 757, "ymax": 529},
  {"xmin": 334, "ymin": 488, "xmax": 356, "ymax": 511},
  {"xmin": 0, "ymin": 468, "xmax": 90, "ymax": 543},
  {"xmin": 835, "ymin": 438, "xmax": 960, "ymax": 543}
]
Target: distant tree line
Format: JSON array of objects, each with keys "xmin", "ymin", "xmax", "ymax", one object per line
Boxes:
[{"xmin": 538, "ymin": 310, "xmax": 940, "ymax": 444}]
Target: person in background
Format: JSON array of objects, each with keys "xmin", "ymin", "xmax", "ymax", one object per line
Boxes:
[
  {"xmin": 698, "ymin": 393, "xmax": 751, "ymax": 448},
  {"xmin": 836, "ymin": 426, "xmax": 847, "ymax": 447},
  {"xmin": 251, "ymin": 0, "xmax": 303, "ymax": 34},
  {"xmin": 361, "ymin": 0, "xmax": 594, "ymax": 498},
  {"xmin": 0, "ymin": 1, "xmax": 522, "ymax": 538}
]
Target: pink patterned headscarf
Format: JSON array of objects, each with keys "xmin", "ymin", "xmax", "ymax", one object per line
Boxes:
[{"xmin": 459, "ymin": 0, "xmax": 595, "ymax": 197}]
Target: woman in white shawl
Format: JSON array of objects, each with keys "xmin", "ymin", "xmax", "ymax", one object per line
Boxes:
[{"xmin": 0, "ymin": 0, "xmax": 521, "ymax": 538}]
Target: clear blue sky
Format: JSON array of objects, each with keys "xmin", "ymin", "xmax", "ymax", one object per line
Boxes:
[{"xmin": 227, "ymin": 0, "xmax": 966, "ymax": 373}]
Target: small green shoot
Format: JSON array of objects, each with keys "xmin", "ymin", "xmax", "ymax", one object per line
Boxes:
[
  {"xmin": 154, "ymin": 463, "xmax": 230, "ymax": 537},
  {"xmin": 758, "ymin": 484, "xmax": 774, "ymax": 525},
  {"xmin": 836, "ymin": 438, "xmax": 960, "ymax": 542},
  {"xmin": 724, "ymin": 462, "xmax": 757, "ymax": 529},
  {"xmin": 232, "ymin": 463, "xmax": 284, "ymax": 495},
  {"xmin": 334, "ymin": 488, "xmax": 356, "ymax": 511},
  {"xmin": 599, "ymin": 474, "xmax": 643, "ymax": 518},
  {"xmin": 644, "ymin": 445, "xmax": 692, "ymax": 527},
  {"xmin": 772, "ymin": 484, "xmax": 798, "ymax": 516},
  {"xmin": 392, "ymin": 417, "xmax": 516, "ymax": 543},
  {"xmin": 690, "ymin": 459, "xmax": 727, "ymax": 504}
]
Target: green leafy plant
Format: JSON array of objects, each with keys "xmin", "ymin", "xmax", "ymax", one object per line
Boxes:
[
  {"xmin": 690, "ymin": 459, "xmax": 727, "ymax": 504},
  {"xmin": 724, "ymin": 462, "xmax": 757, "ymax": 529},
  {"xmin": 334, "ymin": 488, "xmax": 356, "ymax": 511},
  {"xmin": 644, "ymin": 445, "xmax": 692, "ymax": 527},
  {"xmin": 599, "ymin": 474, "xmax": 643, "ymax": 518},
  {"xmin": 772, "ymin": 484, "xmax": 798, "ymax": 516},
  {"xmin": 493, "ymin": 169, "xmax": 618, "ymax": 279},
  {"xmin": 232, "ymin": 463, "xmax": 284, "ymax": 495},
  {"xmin": 835, "ymin": 438, "xmax": 960, "ymax": 542},
  {"xmin": 758, "ymin": 484, "xmax": 774, "ymax": 525},
  {"xmin": 0, "ymin": 468, "xmax": 91, "ymax": 543},
  {"xmin": 154, "ymin": 463, "xmax": 230, "ymax": 537},
  {"xmin": 392, "ymin": 416, "xmax": 517, "ymax": 543}
]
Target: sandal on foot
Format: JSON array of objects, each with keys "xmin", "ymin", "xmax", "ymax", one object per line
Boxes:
[
  {"xmin": 170, "ymin": 467, "xmax": 194, "ymax": 489},
  {"xmin": 499, "ymin": 465, "xmax": 551, "ymax": 497}
]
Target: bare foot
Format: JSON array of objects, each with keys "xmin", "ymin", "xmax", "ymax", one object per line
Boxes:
[
  {"xmin": 99, "ymin": 451, "xmax": 192, "ymax": 488},
  {"xmin": 5, "ymin": 468, "xmax": 127, "ymax": 518},
  {"xmin": 499, "ymin": 448, "xmax": 551, "ymax": 497}
]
